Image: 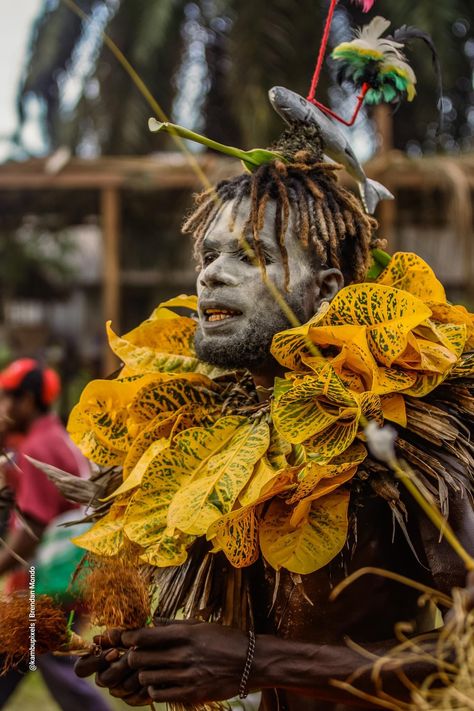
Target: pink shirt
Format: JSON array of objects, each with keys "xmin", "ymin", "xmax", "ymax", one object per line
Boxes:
[{"xmin": 11, "ymin": 413, "xmax": 90, "ymax": 526}]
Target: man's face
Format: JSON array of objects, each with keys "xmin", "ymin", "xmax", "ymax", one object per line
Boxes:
[{"xmin": 194, "ymin": 197, "xmax": 338, "ymax": 372}]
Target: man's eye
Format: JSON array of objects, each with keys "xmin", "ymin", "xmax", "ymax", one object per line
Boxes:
[
  {"xmin": 202, "ymin": 253, "xmax": 215, "ymax": 266},
  {"xmin": 240, "ymin": 250, "xmax": 272, "ymax": 265}
]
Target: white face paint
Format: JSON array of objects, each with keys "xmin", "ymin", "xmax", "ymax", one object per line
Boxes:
[{"xmin": 194, "ymin": 197, "xmax": 343, "ymax": 372}]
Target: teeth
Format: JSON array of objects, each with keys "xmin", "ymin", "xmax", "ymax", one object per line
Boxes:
[
  {"xmin": 209, "ymin": 313, "xmax": 232, "ymax": 322},
  {"xmin": 204, "ymin": 308, "xmax": 240, "ymax": 322}
]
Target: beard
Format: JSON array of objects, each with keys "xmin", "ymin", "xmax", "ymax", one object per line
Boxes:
[{"xmin": 194, "ymin": 298, "xmax": 310, "ymax": 371}]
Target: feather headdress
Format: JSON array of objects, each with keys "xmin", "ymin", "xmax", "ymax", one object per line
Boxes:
[{"xmin": 332, "ymin": 16, "xmax": 417, "ymax": 105}]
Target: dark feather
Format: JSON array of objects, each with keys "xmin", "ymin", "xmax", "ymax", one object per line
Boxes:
[{"xmin": 389, "ymin": 25, "xmax": 444, "ymax": 133}]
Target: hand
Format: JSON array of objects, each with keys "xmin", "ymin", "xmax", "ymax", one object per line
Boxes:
[
  {"xmin": 123, "ymin": 621, "xmax": 250, "ymax": 705},
  {"xmin": 75, "ymin": 628, "xmax": 151, "ymax": 707}
]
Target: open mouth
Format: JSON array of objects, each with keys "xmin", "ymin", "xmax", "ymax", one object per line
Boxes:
[{"xmin": 204, "ymin": 308, "xmax": 242, "ymax": 323}]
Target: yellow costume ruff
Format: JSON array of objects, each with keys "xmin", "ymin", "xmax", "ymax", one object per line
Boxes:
[{"xmin": 69, "ymin": 252, "xmax": 474, "ymax": 576}]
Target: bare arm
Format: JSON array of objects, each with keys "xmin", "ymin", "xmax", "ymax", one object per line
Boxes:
[{"xmin": 75, "ymin": 489, "xmax": 474, "ymax": 708}]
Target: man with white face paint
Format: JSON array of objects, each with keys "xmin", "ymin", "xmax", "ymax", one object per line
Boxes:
[
  {"xmin": 75, "ymin": 135, "xmax": 474, "ymax": 710},
  {"xmin": 194, "ymin": 199, "xmax": 343, "ymax": 383}
]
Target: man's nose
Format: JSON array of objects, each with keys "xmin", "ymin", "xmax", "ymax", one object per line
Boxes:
[{"xmin": 199, "ymin": 256, "xmax": 239, "ymax": 289}]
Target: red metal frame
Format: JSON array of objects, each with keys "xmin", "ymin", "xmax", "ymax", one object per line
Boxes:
[{"xmin": 307, "ymin": 0, "xmax": 372, "ymax": 126}]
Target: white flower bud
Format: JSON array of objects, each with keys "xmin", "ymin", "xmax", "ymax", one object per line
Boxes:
[{"xmin": 365, "ymin": 421, "xmax": 397, "ymax": 465}]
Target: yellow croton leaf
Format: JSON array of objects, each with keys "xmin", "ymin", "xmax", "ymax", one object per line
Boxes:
[
  {"xmin": 167, "ymin": 418, "xmax": 270, "ymax": 535},
  {"xmin": 302, "ymin": 391, "xmax": 384, "ymax": 465},
  {"xmin": 449, "ymin": 352, "xmax": 474, "ymax": 379},
  {"xmin": 413, "ymin": 322, "xmax": 466, "ymax": 363},
  {"xmin": 380, "ymin": 393, "xmax": 406, "ymax": 427},
  {"xmin": 67, "ymin": 407, "xmax": 124, "ymax": 468},
  {"xmin": 272, "ymin": 367, "xmax": 358, "ymax": 445},
  {"xmin": 120, "ymin": 417, "xmax": 268, "ymax": 563},
  {"xmin": 67, "ymin": 374, "xmax": 161, "ymax": 466},
  {"xmin": 106, "ymin": 295, "xmax": 225, "ymax": 378},
  {"xmin": 270, "ymin": 306, "xmax": 327, "ymax": 371},
  {"xmin": 114, "ymin": 402, "xmax": 221, "ymax": 501},
  {"xmin": 266, "ymin": 427, "xmax": 293, "ymax": 470},
  {"xmin": 122, "ymin": 442, "xmax": 194, "ymax": 563},
  {"xmin": 285, "ymin": 440, "xmax": 367, "ymax": 504},
  {"xmin": 159, "ymin": 295, "xmax": 198, "ymax": 310},
  {"xmin": 207, "ymin": 502, "xmax": 260, "ymax": 568},
  {"xmin": 273, "ymin": 367, "xmax": 385, "ymax": 464},
  {"xmin": 312, "ymin": 283, "xmax": 433, "ymax": 368},
  {"xmin": 428, "ymin": 302, "xmax": 474, "ymax": 351},
  {"xmin": 207, "ymin": 467, "xmax": 297, "ymax": 568},
  {"xmin": 121, "ymin": 410, "xmax": 185, "ymax": 481},
  {"xmin": 394, "ymin": 323, "xmax": 467, "ymax": 397},
  {"xmin": 259, "ymin": 489, "xmax": 350, "ymax": 574},
  {"xmin": 376, "ymin": 252, "xmax": 446, "ymax": 302},
  {"xmin": 238, "ymin": 456, "xmax": 282, "ymax": 507},
  {"xmin": 272, "ymin": 284, "xmax": 434, "ymax": 396},
  {"xmin": 140, "ymin": 531, "xmax": 193, "ymax": 567},
  {"xmin": 72, "ymin": 501, "xmax": 127, "ymax": 556},
  {"xmin": 128, "ymin": 373, "xmax": 221, "ymax": 423},
  {"xmin": 290, "ymin": 469, "xmax": 357, "ymax": 527},
  {"xmin": 306, "ymin": 328, "xmax": 417, "ymax": 395}
]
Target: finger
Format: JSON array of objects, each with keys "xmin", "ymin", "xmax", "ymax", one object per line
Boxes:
[
  {"xmin": 94, "ymin": 628, "xmax": 125, "ymax": 647},
  {"xmin": 127, "ymin": 647, "xmax": 190, "ymax": 670},
  {"xmin": 75, "ymin": 650, "xmax": 111, "ymax": 678},
  {"xmin": 122, "ymin": 624, "xmax": 190, "ymax": 649},
  {"xmin": 122, "ymin": 687, "xmax": 154, "ymax": 707},
  {"xmin": 97, "ymin": 650, "xmax": 136, "ymax": 688},
  {"xmin": 109, "ymin": 671, "xmax": 143, "ymax": 698}
]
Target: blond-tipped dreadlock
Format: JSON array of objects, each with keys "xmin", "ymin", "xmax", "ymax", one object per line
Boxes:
[{"xmin": 183, "ymin": 147, "xmax": 382, "ymax": 289}]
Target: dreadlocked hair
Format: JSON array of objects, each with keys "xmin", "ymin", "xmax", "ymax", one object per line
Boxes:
[{"xmin": 183, "ymin": 150, "xmax": 382, "ymax": 290}]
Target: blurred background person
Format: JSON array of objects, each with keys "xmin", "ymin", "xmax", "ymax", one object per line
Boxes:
[{"xmin": 0, "ymin": 358, "xmax": 111, "ymax": 711}]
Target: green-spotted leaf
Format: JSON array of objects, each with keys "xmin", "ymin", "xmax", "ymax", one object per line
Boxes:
[
  {"xmin": 313, "ymin": 284, "xmax": 432, "ymax": 368},
  {"xmin": 67, "ymin": 374, "xmax": 160, "ymax": 465},
  {"xmin": 207, "ymin": 504, "xmax": 260, "ymax": 568},
  {"xmin": 72, "ymin": 502, "xmax": 127, "ymax": 556},
  {"xmin": 286, "ymin": 441, "xmax": 366, "ymax": 504},
  {"xmin": 106, "ymin": 295, "xmax": 226, "ymax": 378},
  {"xmin": 129, "ymin": 374, "xmax": 221, "ymax": 423},
  {"xmin": 428, "ymin": 302, "xmax": 474, "ymax": 351},
  {"xmin": 123, "ymin": 444, "xmax": 193, "ymax": 554},
  {"xmin": 290, "ymin": 469, "xmax": 357, "ymax": 527},
  {"xmin": 272, "ymin": 369, "xmax": 358, "ymax": 444},
  {"xmin": 259, "ymin": 490, "xmax": 350, "ymax": 574},
  {"xmin": 207, "ymin": 467, "xmax": 296, "ymax": 568},
  {"xmin": 270, "ymin": 311, "xmax": 325, "ymax": 371},
  {"xmin": 140, "ymin": 531, "xmax": 193, "ymax": 567},
  {"xmin": 449, "ymin": 352, "xmax": 474, "ymax": 379},
  {"xmin": 303, "ymin": 415, "xmax": 360, "ymax": 464},
  {"xmin": 121, "ymin": 410, "xmax": 183, "ymax": 481},
  {"xmin": 167, "ymin": 419, "xmax": 270, "ymax": 535},
  {"xmin": 376, "ymin": 252, "xmax": 446, "ymax": 302}
]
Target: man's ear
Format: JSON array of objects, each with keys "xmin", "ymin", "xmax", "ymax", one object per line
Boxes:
[{"xmin": 317, "ymin": 268, "xmax": 344, "ymax": 305}]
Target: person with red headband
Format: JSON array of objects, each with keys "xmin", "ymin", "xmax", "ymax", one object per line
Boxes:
[{"xmin": 0, "ymin": 358, "xmax": 112, "ymax": 711}]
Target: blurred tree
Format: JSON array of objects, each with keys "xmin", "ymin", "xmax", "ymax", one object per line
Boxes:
[{"xmin": 15, "ymin": 0, "xmax": 474, "ymax": 156}]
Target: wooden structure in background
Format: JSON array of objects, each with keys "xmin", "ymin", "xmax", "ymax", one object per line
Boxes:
[
  {"xmin": 0, "ymin": 151, "xmax": 473, "ymax": 373},
  {"xmin": 0, "ymin": 153, "xmax": 237, "ymax": 373}
]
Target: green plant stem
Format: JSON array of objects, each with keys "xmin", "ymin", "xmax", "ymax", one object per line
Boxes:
[
  {"xmin": 390, "ymin": 458, "xmax": 474, "ymax": 572},
  {"xmin": 60, "ymin": 0, "xmax": 212, "ymax": 191},
  {"xmin": 149, "ymin": 119, "xmax": 255, "ymax": 163}
]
